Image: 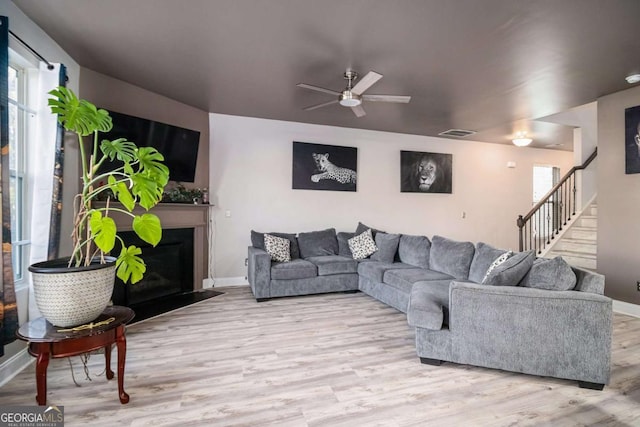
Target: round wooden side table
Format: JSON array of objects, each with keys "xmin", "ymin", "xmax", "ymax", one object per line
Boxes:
[{"xmin": 16, "ymin": 306, "xmax": 135, "ymax": 405}]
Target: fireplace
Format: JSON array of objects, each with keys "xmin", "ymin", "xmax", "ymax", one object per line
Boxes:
[{"xmin": 112, "ymin": 227, "xmax": 194, "ymax": 307}]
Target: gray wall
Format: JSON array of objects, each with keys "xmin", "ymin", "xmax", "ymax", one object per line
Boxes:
[{"xmin": 598, "ymin": 84, "xmax": 640, "ymax": 304}]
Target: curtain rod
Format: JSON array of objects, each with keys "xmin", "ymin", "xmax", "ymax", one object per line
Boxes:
[{"xmin": 9, "ymin": 30, "xmax": 54, "ymax": 70}]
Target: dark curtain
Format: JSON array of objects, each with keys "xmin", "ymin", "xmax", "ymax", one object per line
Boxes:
[
  {"xmin": 0, "ymin": 15, "xmax": 18, "ymax": 357},
  {"xmin": 47, "ymin": 65, "xmax": 67, "ymax": 260}
]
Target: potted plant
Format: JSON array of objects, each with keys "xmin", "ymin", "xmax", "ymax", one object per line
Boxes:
[{"xmin": 28, "ymin": 87, "xmax": 169, "ymax": 327}]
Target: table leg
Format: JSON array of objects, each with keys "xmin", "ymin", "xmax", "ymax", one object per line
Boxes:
[
  {"xmin": 33, "ymin": 343, "xmax": 50, "ymax": 406},
  {"xmin": 116, "ymin": 325, "xmax": 129, "ymax": 404},
  {"xmin": 105, "ymin": 343, "xmax": 114, "ymax": 380}
]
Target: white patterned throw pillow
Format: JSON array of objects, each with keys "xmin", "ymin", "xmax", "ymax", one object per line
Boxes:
[
  {"xmin": 482, "ymin": 251, "xmax": 513, "ymax": 284},
  {"xmin": 348, "ymin": 229, "xmax": 378, "ymax": 260},
  {"xmin": 264, "ymin": 234, "xmax": 291, "ymax": 262}
]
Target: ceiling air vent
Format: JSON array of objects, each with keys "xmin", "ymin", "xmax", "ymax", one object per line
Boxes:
[{"xmin": 438, "ymin": 129, "xmax": 476, "ymax": 138}]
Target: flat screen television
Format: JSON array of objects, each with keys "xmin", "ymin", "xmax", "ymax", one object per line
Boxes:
[{"xmin": 97, "ymin": 110, "xmax": 200, "ymax": 183}]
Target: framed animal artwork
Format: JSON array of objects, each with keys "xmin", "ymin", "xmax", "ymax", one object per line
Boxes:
[
  {"xmin": 625, "ymin": 105, "xmax": 640, "ymax": 174},
  {"xmin": 400, "ymin": 150, "xmax": 452, "ymax": 194},
  {"xmin": 292, "ymin": 141, "xmax": 358, "ymax": 191},
  {"xmin": 292, "ymin": 141, "xmax": 357, "ymax": 192}
]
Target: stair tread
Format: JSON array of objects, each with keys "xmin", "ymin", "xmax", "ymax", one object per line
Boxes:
[
  {"xmin": 559, "ymin": 237, "xmax": 597, "ymax": 244},
  {"xmin": 570, "ymin": 226, "xmax": 597, "ymax": 231},
  {"xmin": 547, "ymin": 250, "xmax": 597, "ymax": 259}
]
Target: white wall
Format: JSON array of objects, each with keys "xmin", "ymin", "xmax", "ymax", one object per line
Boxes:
[{"xmin": 209, "ymin": 113, "xmax": 573, "ymax": 279}]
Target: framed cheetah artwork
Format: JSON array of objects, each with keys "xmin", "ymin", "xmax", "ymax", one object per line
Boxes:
[
  {"xmin": 400, "ymin": 150, "xmax": 452, "ymax": 194},
  {"xmin": 292, "ymin": 141, "xmax": 357, "ymax": 192}
]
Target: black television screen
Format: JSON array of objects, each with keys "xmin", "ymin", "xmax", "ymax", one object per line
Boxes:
[{"xmin": 97, "ymin": 110, "xmax": 200, "ymax": 183}]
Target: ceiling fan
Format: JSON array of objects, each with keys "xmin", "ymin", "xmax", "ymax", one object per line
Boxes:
[{"xmin": 297, "ymin": 70, "xmax": 411, "ymax": 117}]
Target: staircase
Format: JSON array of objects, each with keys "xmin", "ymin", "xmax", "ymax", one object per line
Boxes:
[{"xmin": 545, "ymin": 200, "xmax": 597, "ymax": 270}]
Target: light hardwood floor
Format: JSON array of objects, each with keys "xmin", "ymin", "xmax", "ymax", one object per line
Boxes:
[{"xmin": 1, "ymin": 286, "xmax": 639, "ymax": 426}]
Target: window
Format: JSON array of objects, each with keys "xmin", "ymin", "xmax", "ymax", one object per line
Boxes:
[
  {"xmin": 533, "ymin": 165, "xmax": 559, "ymax": 203},
  {"xmin": 532, "ymin": 165, "xmax": 560, "ymax": 240},
  {"xmin": 8, "ymin": 53, "xmax": 36, "ymax": 287}
]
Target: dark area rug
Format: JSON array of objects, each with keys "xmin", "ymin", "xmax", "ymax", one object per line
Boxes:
[{"xmin": 129, "ymin": 289, "xmax": 224, "ymax": 324}]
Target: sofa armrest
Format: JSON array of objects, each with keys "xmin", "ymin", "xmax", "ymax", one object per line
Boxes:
[
  {"xmin": 448, "ymin": 281, "xmax": 612, "ymax": 384},
  {"xmin": 248, "ymin": 246, "xmax": 271, "ymax": 299}
]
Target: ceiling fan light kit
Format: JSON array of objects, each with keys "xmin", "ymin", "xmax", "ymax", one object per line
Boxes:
[
  {"xmin": 298, "ymin": 69, "xmax": 410, "ymax": 117},
  {"xmin": 339, "ymin": 91, "xmax": 362, "ymax": 107}
]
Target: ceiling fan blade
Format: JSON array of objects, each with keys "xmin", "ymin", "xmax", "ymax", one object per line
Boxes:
[
  {"xmin": 351, "ymin": 105, "xmax": 366, "ymax": 117},
  {"xmin": 297, "ymin": 83, "xmax": 341, "ymax": 96},
  {"xmin": 303, "ymin": 99, "xmax": 339, "ymax": 111},
  {"xmin": 351, "ymin": 71, "xmax": 383, "ymax": 95},
  {"xmin": 362, "ymin": 94, "xmax": 411, "ymax": 103}
]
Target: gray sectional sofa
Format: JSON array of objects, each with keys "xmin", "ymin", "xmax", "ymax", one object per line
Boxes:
[{"xmin": 247, "ymin": 226, "xmax": 612, "ymax": 390}]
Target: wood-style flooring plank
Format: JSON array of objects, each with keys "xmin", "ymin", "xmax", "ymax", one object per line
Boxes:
[{"xmin": 1, "ymin": 286, "xmax": 639, "ymax": 426}]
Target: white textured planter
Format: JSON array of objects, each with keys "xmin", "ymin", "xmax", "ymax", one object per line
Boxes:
[{"xmin": 29, "ymin": 257, "xmax": 116, "ymax": 328}]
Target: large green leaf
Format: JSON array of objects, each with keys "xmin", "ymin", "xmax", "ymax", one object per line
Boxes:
[
  {"xmin": 132, "ymin": 213, "xmax": 162, "ymax": 246},
  {"xmin": 89, "ymin": 210, "xmax": 116, "ymax": 252},
  {"xmin": 48, "ymin": 87, "xmax": 112, "ymax": 136},
  {"xmin": 136, "ymin": 147, "xmax": 170, "ymax": 183},
  {"xmin": 116, "ymin": 245, "xmax": 146, "ymax": 284},
  {"xmin": 100, "ymin": 138, "xmax": 138, "ymax": 163},
  {"xmin": 107, "ymin": 175, "xmax": 135, "ymax": 212},
  {"xmin": 131, "ymin": 173, "xmax": 164, "ymax": 210}
]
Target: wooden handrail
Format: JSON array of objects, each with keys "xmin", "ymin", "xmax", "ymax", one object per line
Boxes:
[{"xmin": 518, "ymin": 148, "xmax": 597, "ymax": 227}]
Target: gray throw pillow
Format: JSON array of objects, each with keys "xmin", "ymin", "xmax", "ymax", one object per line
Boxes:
[
  {"xmin": 370, "ymin": 232, "xmax": 401, "ymax": 263},
  {"xmin": 251, "ymin": 230, "xmax": 300, "ymax": 259},
  {"xmin": 520, "ymin": 256, "xmax": 577, "ymax": 291},
  {"xmin": 398, "ymin": 234, "xmax": 431, "ymax": 268},
  {"xmin": 337, "ymin": 232, "xmax": 355, "ymax": 257},
  {"xmin": 468, "ymin": 242, "xmax": 509, "ymax": 283},
  {"xmin": 483, "ymin": 250, "xmax": 535, "ymax": 287},
  {"xmin": 297, "ymin": 228, "xmax": 339, "ymax": 258},
  {"xmin": 355, "ymin": 222, "xmax": 384, "ymax": 238},
  {"xmin": 429, "ymin": 235, "xmax": 475, "ymax": 280}
]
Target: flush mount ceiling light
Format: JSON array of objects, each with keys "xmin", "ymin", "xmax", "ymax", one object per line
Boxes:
[
  {"xmin": 512, "ymin": 132, "xmax": 533, "ymax": 147},
  {"xmin": 625, "ymin": 74, "xmax": 640, "ymax": 84}
]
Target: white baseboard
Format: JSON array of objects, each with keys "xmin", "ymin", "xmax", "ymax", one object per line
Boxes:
[
  {"xmin": 204, "ymin": 276, "xmax": 249, "ymax": 288},
  {"xmin": 0, "ymin": 347, "xmax": 33, "ymax": 388},
  {"xmin": 613, "ymin": 299, "xmax": 640, "ymax": 318}
]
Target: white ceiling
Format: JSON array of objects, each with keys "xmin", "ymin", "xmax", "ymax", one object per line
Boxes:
[{"xmin": 13, "ymin": 0, "xmax": 640, "ymax": 150}]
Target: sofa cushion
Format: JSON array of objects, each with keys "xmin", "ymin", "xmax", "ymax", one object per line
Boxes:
[
  {"xmin": 306, "ymin": 255, "xmax": 359, "ymax": 276},
  {"xmin": 370, "ymin": 233, "xmax": 401, "ymax": 263},
  {"xmin": 397, "ymin": 235, "xmax": 431, "ymax": 268},
  {"xmin": 348, "ymin": 229, "xmax": 378, "ymax": 260},
  {"xmin": 271, "ymin": 259, "xmax": 317, "ymax": 280},
  {"xmin": 297, "ymin": 228, "xmax": 339, "ymax": 258},
  {"xmin": 520, "ymin": 256, "xmax": 577, "ymax": 291},
  {"xmin": 264, "ymin": 234, "xmax": 291, "ymax": 263},
  {"xmin": 483, "ymin": 250, "xmax": 535, "ymax": 287},
  {"xmin": 383, "ymin": 268, "xmax": 454, "ymax": 293},
  {"xmin": 251, "ymin": 230, "xmax": 300, "ymax": 259},
  {"xmin": 429, "ymin": 235, "xmax": 475, "ymax": 280},
  {"xmin": 337, "ymin": 232, "xmax": 355, "ymax": 257},
  {"xmin": 407, "ymin": 280, "xmax": 455, "ymax": 330},
  {"xmin": 355, "ymin": 222, "xmax": 384, "ymax": 238},
  {"xmin": 357, "ymin": 261, "xmax": 416, "ymax": 283},
  {"xmin": 468, "ymin": 242, "xmax": 510, "ymax": 283}
]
